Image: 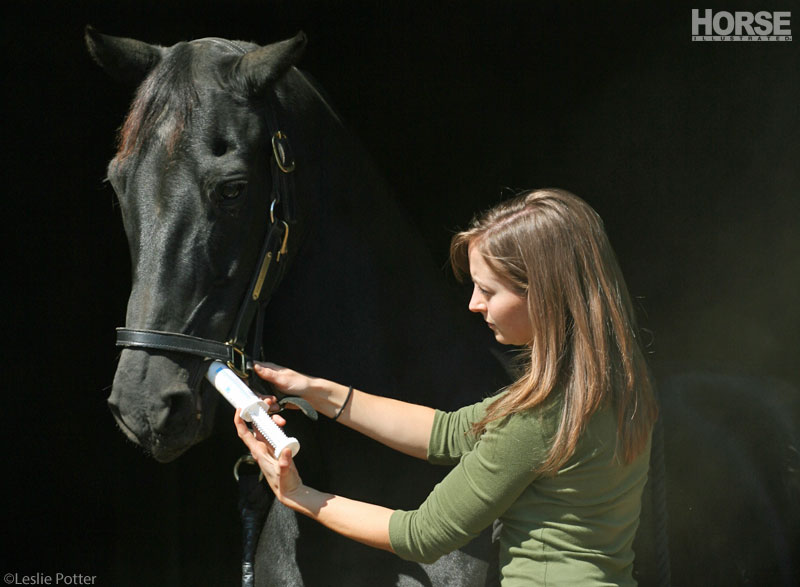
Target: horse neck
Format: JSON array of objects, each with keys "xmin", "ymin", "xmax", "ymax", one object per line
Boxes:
[{"xmin": 263, "ymin": 75, "xmax": 501, "ymax": 405}]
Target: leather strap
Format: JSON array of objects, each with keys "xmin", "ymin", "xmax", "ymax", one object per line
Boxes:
[
  {"xmin": 117, "ymin": 327, "xmax": 318, "ymax": 420},
  {"xmin": 228, "ymin": 220, "xmax": 287, "ymax": 352},
  {"xmin": 116, "ymin": 328, "xmax": 246, "ymax": 369}
]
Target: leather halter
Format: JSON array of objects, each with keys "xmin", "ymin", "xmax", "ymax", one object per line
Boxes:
[{"xmin": 116, "ymin": 44, "xmax": 299, "ymax": 383}]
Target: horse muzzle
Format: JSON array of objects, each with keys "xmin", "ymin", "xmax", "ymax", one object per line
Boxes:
[{"xmin": 108, "ymin": 349, "xmax": 216, "ymax": 462}]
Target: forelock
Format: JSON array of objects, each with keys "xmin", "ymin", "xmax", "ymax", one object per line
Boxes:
[{"xmin": 114, "ymin": 43, "xmax": 199, "ymax": 166}]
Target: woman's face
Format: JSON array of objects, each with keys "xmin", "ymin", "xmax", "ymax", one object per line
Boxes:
[{"xmin": 467, "ymin": 245, "xmax": 532, "ymax": 346}]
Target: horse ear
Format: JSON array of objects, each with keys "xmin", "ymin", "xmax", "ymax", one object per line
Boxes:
[
  {"xmin": 234, "ymin": 32, "xmax": 308, "ymax": 96},
  {"xmin": 84, "ymin": 25, "xmax": 162, "ymax": 86}
]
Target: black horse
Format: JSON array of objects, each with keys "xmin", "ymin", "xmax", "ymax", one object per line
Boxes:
[
  {"xmin": 86, "ymin": 29, "xmax": 800, "ymax": 587},
  {"xmin": 86, "ymin": 28, "xmax": 509, "ymax": 586}
]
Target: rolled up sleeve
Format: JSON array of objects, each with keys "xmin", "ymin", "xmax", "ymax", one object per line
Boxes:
[
  {"xmin": 427, "ymin": 398, "xmax": 493, "ymax": 464},
  {"xmin": 390, "ymin": 409, "xmax": 547, "ymax": 563}
]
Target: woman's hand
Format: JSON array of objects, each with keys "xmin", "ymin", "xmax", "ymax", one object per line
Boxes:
[
  {"xmin": 253, "ymin": 362, "xmax": 316, "ymax": 402},
  {"xmin": 234, "ymin": 409, "xmax": 303, "ymax": 504},
  {"xmin": 253, "ymin": 362, "xmax": 346, "ymax": 418}
]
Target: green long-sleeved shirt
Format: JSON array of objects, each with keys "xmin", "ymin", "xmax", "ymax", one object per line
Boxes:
[{"xmin": 389, "ymin": 393, "xmax": 651, "ymax": 586}]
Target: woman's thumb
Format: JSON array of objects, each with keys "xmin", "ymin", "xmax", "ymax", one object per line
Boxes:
[{"xmin": 278, "ymin": 447, "xmax": 293, "ymax": 468}]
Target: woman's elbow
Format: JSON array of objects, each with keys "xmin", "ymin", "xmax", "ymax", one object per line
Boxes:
[{"xmin": 396, "ymin": 549, "xmax": 445, "ymax": 565}]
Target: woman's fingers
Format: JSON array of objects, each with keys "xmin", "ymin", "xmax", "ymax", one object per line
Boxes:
[
  {"xmin": 252, "ymin": 362, "xmax": 288, "ymax": 384},
  {"xmin": 252, "ymin": 396, "xmax": 288, "ymax": 425},
  {"xmin": 234, "ymin": 409, "xmax": 275, "ymax": 458},
  {"xmin": 234, "ymin": 409, "xmax": 254, "ymax": 442},
  {"xmin": 278, "ymin": 447, "xmax": 293, "ymax": 470},
  {"xmin": 252, "ymin": 363, "xmax": 316, "ymax": 415},
  {"xmin": 262, "ymin": 395, "xmax": 286, "ymax": 415},
  {"xmin": 253, "ymin": 362, "xmax": 307, "ymax": 393},
  {"xmin": 275, "ymin": 447, "xmax": 303, "ymax": 497},
  {"xmin": 235, "ymin": 410, "xmax": 304, "ymax": 503}
]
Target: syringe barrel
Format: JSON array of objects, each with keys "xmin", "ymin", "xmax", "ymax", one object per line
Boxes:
[{"xmin": 207, "ymin": 361, "xmax": 259, "ymax": 411}]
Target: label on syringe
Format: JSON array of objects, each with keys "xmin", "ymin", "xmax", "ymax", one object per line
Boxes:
[{"xmin": 207, "ymin": 362, "xmax": 265, "ymax": 413}]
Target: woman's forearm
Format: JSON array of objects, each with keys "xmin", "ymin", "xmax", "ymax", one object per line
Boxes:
[
  {"xmin": 310, "ymin": 379, "xmax": 436, "ymax": 460},
  {"xmin": 235, "ymin": 409, "xmax": 396, "ymax": 553},
  {"xmin": 252, "ymin": 363, "xmax": 436, "ymax": 460},
  {"xmin": 285, "ymin": 485, "xmax": 395, "ymax": 552}
]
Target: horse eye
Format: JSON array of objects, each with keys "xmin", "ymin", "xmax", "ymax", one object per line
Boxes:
[{"xmin": 217, "ymin": 181, "xmax": 246, "ymax": 201}]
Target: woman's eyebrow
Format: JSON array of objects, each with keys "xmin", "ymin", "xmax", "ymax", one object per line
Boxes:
[{"xmin": 471, "ymin": 276, "xmax": 493, "ymax": 290}]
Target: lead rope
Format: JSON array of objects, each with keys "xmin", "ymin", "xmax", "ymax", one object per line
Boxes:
[{"xmin": 234, "ymin": 456, "xmax": 271, "ymax": 587}]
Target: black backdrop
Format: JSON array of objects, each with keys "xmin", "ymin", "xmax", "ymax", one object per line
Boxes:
[{"xmin": 3, "ymin": 1, "xmax": 798, "ymax": 585}]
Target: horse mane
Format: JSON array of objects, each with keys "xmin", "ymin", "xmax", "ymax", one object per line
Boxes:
[
  {"xmin": 114, "ymin": 43, "xmax": 198, "ymax": 167},
  {"xmin": 294, "ymin": 69, "xmax": 345, "ymax": 128}
]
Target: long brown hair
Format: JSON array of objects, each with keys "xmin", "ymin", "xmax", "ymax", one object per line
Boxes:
[{"xmin": 451, "ymin": 189, "xmax": 657, "ymax": 475}]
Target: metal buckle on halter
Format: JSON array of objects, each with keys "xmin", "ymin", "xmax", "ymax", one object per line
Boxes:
[
  {"xmin": 271, "ymin": 131, "xmax": 296, "ymax": 173},
  {"xmin": 226, "ymin": 342, "xmax": 249, "ymax": 378},
  {"xmin": 233, "ymin": 454, "xmax": 263, "ymax": 482},
  {"xmin": 277, "ymin": 220, "xmax": 290, "ymax": 261},
  {"xmin": 268, "ymin": 202, "xmax": 291, "ymax": 259}
]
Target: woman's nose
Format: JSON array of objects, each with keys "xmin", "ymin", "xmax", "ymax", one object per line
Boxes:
[{"xmin": 468, "ymin": 287, "xmax": 485, "ymax": 314}]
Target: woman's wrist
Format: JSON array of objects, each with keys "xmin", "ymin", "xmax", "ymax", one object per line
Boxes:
[
  {"xmin": 278, "ymin": 483, "xmax": 313, "ymax": 511},
  {"xmin": 310, "ymin": 378, "xmax": 353, "ymax": 420},
  {"xmin": 332, "ymin": 385, "xmax": 353, "ymax": 421},
  {"xmin": 281, "ymin": 484, "xmax": 334, "ymax": 519}
]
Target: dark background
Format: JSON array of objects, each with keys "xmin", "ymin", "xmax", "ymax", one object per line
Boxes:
[{"xmin": 3, "ymin": 1, "xmax": 797, "ymax": 585}]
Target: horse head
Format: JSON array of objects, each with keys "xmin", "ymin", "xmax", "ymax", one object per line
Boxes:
[{"xmin": 86, "ymin": 27, "xmax": 308, "ymax": 462}]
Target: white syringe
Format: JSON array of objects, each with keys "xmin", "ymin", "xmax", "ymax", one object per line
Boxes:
[{"xmin": 206, "ymin": 360, "xmax": 300, "ymax": 458}]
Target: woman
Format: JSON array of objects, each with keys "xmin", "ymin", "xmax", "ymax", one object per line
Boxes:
[{"xmin": 235, "ymin": 188, "xmax": 658, "ymax": 585}]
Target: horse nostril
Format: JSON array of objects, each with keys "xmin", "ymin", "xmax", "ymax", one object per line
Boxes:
[
  {"xmin": 212, "ymin": 138, "xmax": 229, "ymax": 157},
  {"xmin": 107, "ymin": 397, "xmax": 140, "ymax": 444},
  {"xmin": 152, "ymin": 385, "xmax": 195, "ymax": 432}
]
